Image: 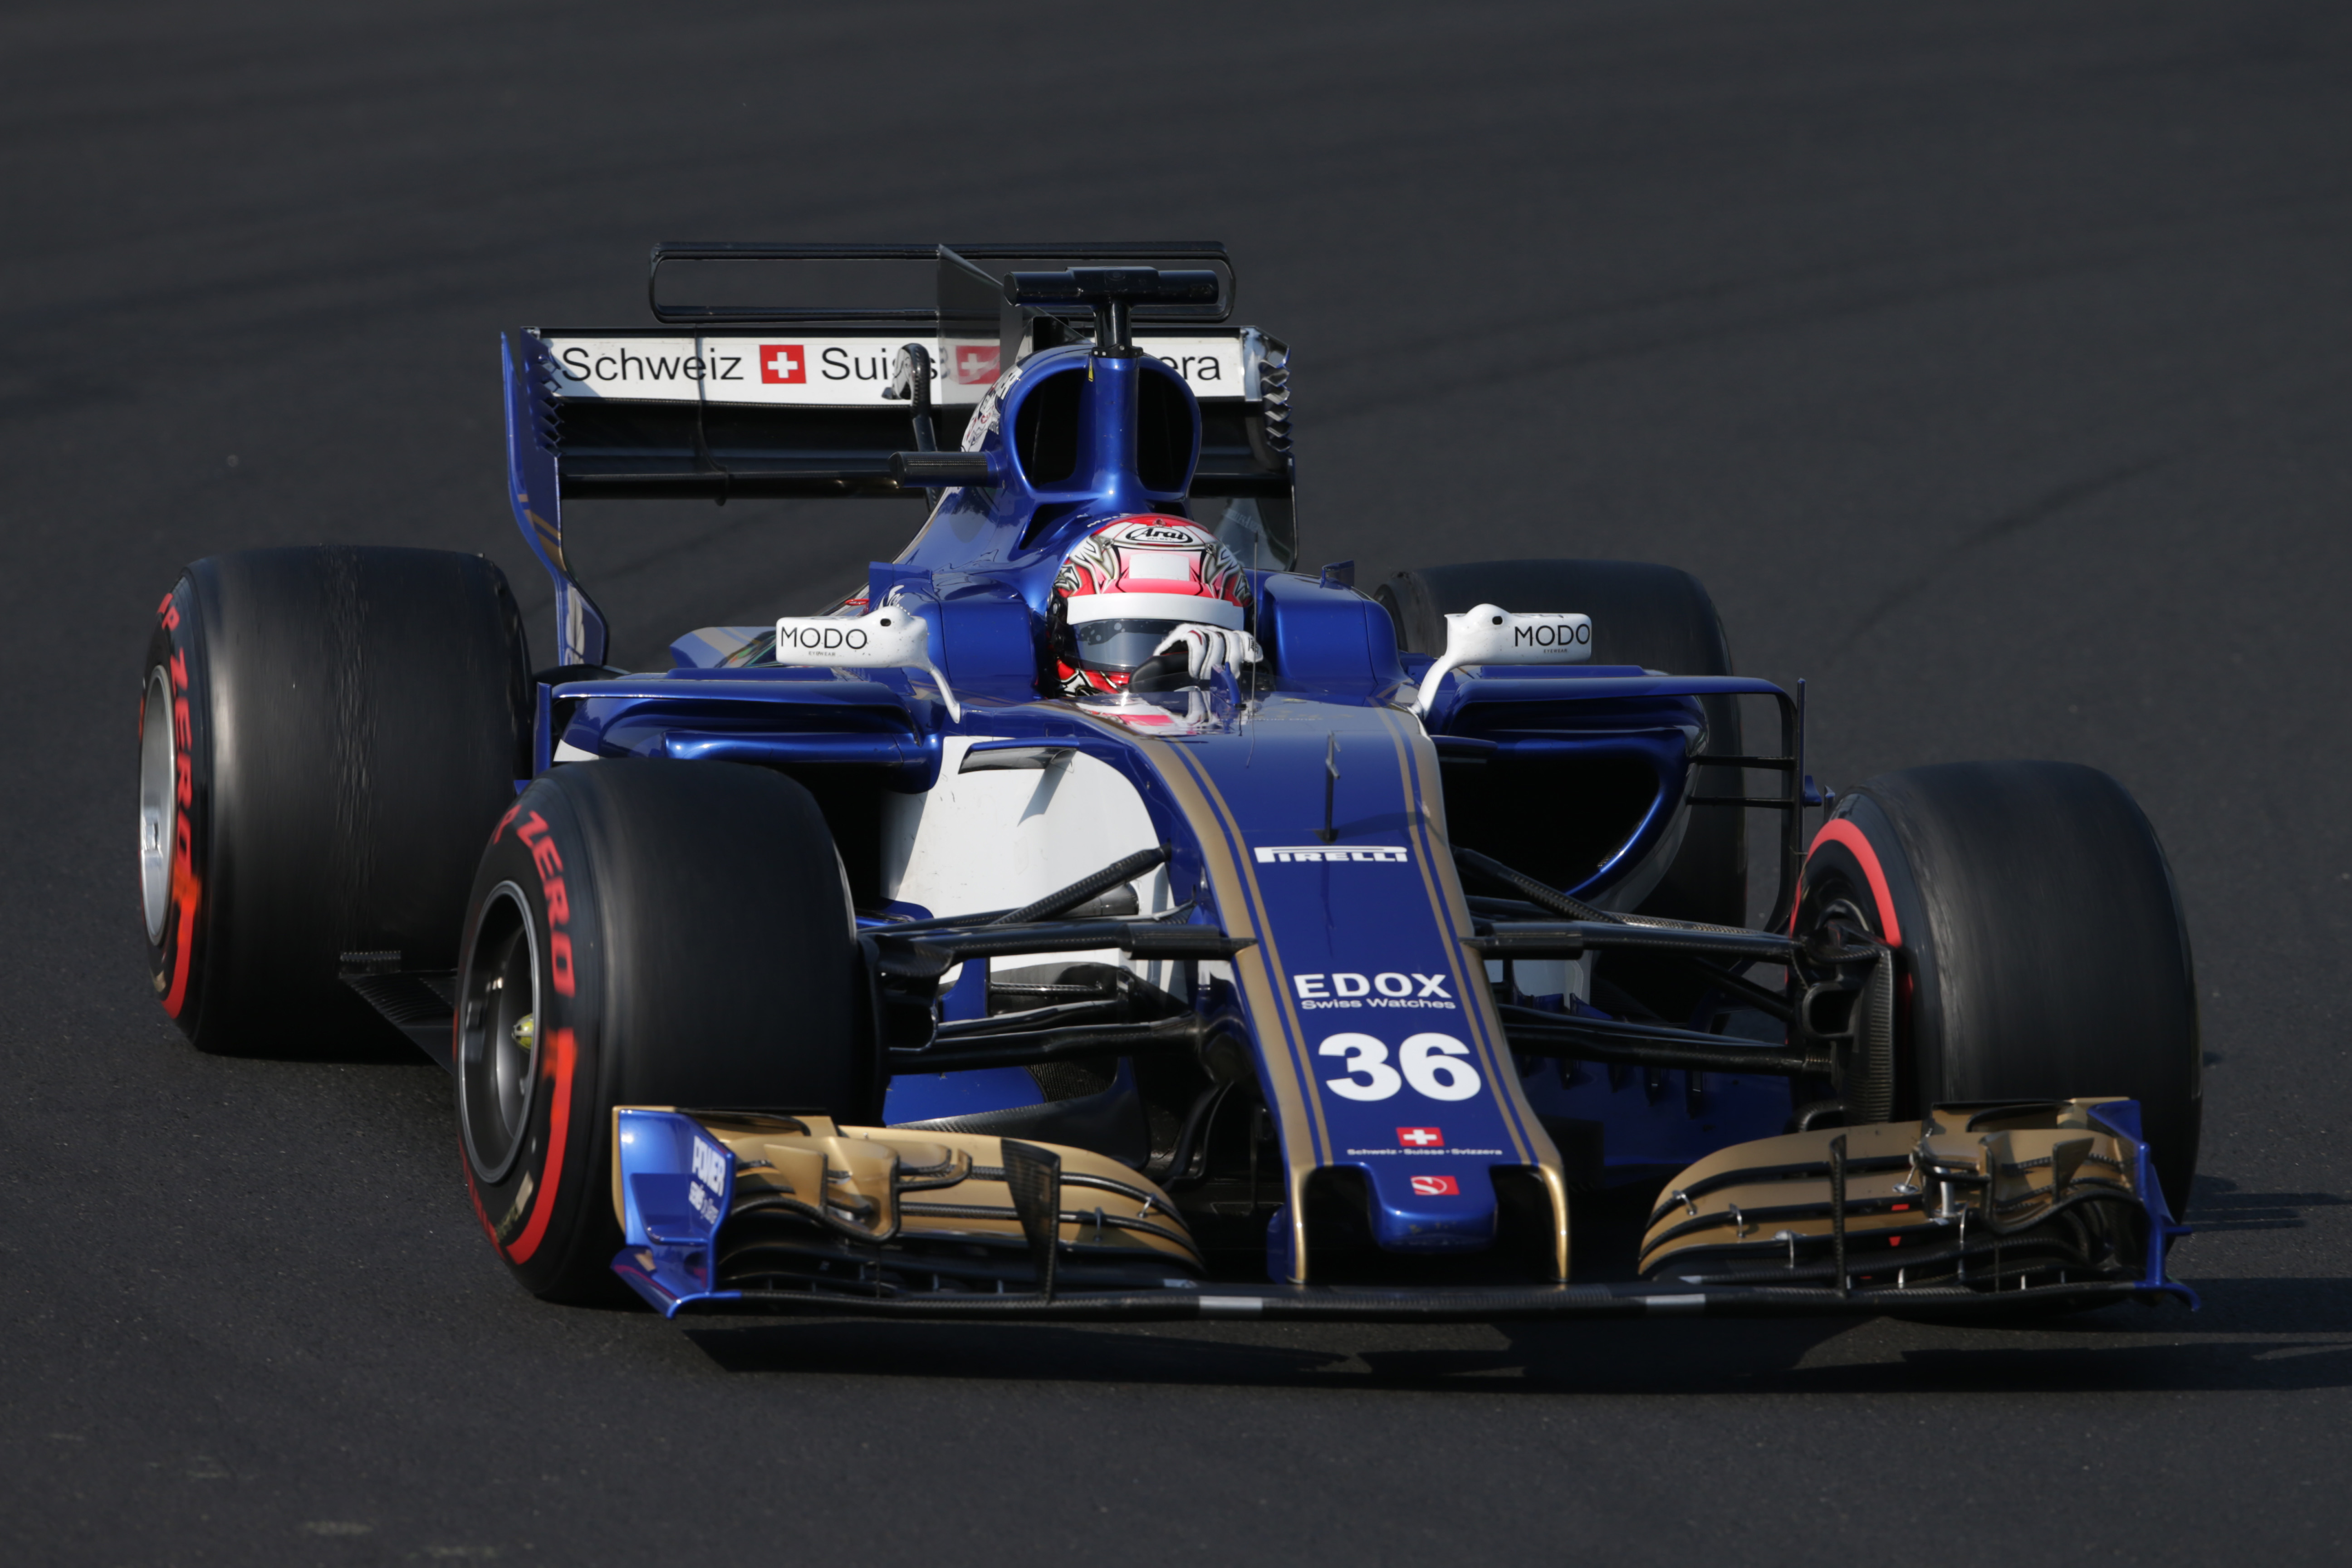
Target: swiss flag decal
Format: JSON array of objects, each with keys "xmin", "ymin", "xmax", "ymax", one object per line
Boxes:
[
  {"xmin": 1396, "ymin": 1127, "xmax": 1444, "ymax": 1148},
  {"xmin": 760, "ymin": 344, "xmax": 807, "ymax": 385},
  {"xmin": 952, "ymin": 344, "xmax": 1000, "ymax": 385},
  {"xmin": 1410, "ymin": 1175, "xmax": 1460, "ymax": 1197}
]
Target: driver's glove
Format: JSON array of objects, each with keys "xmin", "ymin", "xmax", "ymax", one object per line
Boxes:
[{"xmin": 1153, "ymin": 623, "xmax": 1264, "ymax": 680}]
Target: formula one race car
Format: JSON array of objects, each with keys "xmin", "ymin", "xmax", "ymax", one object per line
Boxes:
[{"xmin": 137, "ymin": 244, "xmax": 2201, "ymax": 1322}]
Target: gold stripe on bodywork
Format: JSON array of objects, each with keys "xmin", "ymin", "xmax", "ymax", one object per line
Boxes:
[
  {"xmin": 1377, "ymin": 709, "xmax": 1575, "ymax": 1281},
  {"xmin": 524, "ymin": 507, "xmax": 567, "ymax": 571},
  {"xmin": 1080, "ymin": 719, "xmax": 1328, "ymax": 1283},
  {"xmin": 1376, "ymin": 709, "xmax": 1531, "ymax": 1163},
  {"xmin": 1071, "ymin": 709, "xmax": 1571, "ymax": 1284},
  {"xmin": 1157, "ymin": 747, "xmax": 1335, "ymax": 1159}
]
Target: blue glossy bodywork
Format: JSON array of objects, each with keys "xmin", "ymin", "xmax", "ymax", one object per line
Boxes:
[
  {"xmin": 609, "ymin": 1107, "xmax": 741, "ymax": 1315},
  {"xmin": 509, "ymin": 328, "xmax": 2181, "ymax": 1291},
  {"xmin": 609, "ymin": 1101, "xmax": 2193, "ymax": 1316},
  {"xmin": 893, "ymin": 347, "xmax": 1198, "ymax": 595},
  {"xmin": 2087, "ymin": 1098, "xmax": 2200, "ymax": 1308},
  {"xmin": 507, "ymin": 330, "xmax": 1787, "ymax": 1275},
  {"xmin": 503, "ymin": 332, "xmax": 609, "ymax": 668}
]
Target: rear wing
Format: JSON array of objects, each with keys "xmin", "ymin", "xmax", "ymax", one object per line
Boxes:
[{"xmin": 504, "ymin": 243, "xmax": 1295, "ymax": 666}]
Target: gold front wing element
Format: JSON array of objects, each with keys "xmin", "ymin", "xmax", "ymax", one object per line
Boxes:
[
  {"xmin": 1640, "ymin": 1098, "xmax": 2149, "ymax": 1293},
  {"xmin": 641, "ymin": 1111, "xmax": 1204, "ymax": 1283}
]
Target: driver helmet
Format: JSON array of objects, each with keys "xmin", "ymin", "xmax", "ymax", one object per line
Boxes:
[{"xmin": 1049, "ymin": 515, "xmax": 1252, "ymax": 697}]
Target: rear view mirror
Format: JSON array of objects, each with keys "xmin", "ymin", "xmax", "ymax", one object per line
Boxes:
[
  {"xmin": 1412, "ymin": 604, "xmax": 1592, "ymax": 716},
  {"xmin": 773, "ymin": 603, "xmax": 962, "ymax": 720}
]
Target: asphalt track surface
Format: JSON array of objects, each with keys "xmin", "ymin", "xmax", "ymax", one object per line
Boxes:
[{"xmin": 6, "ymin": 1, "xmax": 2352, "ymax": 1562}]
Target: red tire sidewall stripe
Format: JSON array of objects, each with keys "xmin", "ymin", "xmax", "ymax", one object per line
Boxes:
[
  {"xmin": 1798, "ymin": 818, "xmax": 1904, "ymax": 947},
  {"xmin": 461, "ymin": 1145, "xmax": 501, "ymax": 1245},
  {"xmin": 501, "ymin": 1027, "xmax": 577, "ymax": 1264},
  {"xmin": 155, "ymin": 587, "xmax": 204, "ymax": 1018}
]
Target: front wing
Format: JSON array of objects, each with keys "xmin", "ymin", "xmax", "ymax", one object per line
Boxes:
[{"xmin": 610, "ymin": 1098, "xmax": 2193, "ymax": 1322}]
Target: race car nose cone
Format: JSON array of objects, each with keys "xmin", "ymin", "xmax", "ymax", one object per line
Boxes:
[{"xmin": 1361, "ymin": 1161, "xmax": 1501, "ymax": 1253}]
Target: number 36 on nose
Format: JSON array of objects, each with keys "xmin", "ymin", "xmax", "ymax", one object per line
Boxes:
[{"xmin": 1318, "ymin": 1033, "xmax": 1483, "ymax": 1102}]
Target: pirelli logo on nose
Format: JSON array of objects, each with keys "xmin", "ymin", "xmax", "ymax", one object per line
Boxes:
[{"xmin": 1253, "ymin": 845, "xmax": 1410, "ymax": 865}]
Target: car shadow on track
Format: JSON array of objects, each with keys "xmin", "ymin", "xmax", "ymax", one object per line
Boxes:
[
  {"xmin": 679, "ymin": 1181, "xmax": 2352, "ymax": 1394},
  {"xmin": 192, "ymin": 1002, "xmax": 434, "ymax": 1066},
  {"xmin": 681, "ymin": 1277, "xmax": 2352, "ymax": 1396},
  {"xmin": 2183, "ymin": 1173, "xmax": 2349, "ymax": 1235}
]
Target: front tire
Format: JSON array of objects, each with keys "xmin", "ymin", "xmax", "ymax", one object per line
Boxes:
[
  {"xmin": 1797, "ymin": 761, "xmax": 2201, "ymax": 1208},
  {"xmin": 455, "ymin": 759, "xmax": 874, "ymax": 1301}
]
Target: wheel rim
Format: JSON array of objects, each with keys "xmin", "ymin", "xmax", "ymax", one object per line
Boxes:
[
  {"xmin": 458, "ymin": 882, "xmax": 543, "ymax": 1184},
  {"xmin": 1795, "ymin": 864, "xmax": 1897, "ymax": 1122},
  {"xmin": 139, "ymin": 666, "xmax": 176, "ymax": 946}
]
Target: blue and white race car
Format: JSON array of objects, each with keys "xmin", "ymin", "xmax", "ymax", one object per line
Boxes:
[{"xmin": 137, "ymin": 244, "xmax": 2200, "ymax": 1321}]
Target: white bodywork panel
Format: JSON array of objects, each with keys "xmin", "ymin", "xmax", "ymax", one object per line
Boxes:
[
  {"xmin": 1485, "ymin": 956, "xmax": 1593, "ymax": 1004},
  {"xmin": 1413, "ymin": 605, "xmax": 1594, "ymax": 716},
  {"xmin": 773, "ymin": 605, "xmax": 960, "ymax": 720},
  {"xmin": 883, "ymin": 736, "xmax": 1175, "ymax": 989}
]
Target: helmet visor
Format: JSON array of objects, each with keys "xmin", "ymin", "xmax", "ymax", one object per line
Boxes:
[{"xmin": 1071, "ymin": 618, "xmax": 1194, "ymax": 674}]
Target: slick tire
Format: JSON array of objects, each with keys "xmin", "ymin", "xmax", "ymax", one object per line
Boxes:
[
  {"xmin": 1375, "ymin": 559, "xmax": 1746, "ymax": 927},
  {"xmin": 1797, "ymin": 761, "xmax": 2200, "ymax": 1209},
  {"xmin": 140, "ymin": 548, "xmax": 532, "ymax": 1052},
  {"xmin": 455, "ymin": 759, "xmax": 874, "ymax": 1303}
]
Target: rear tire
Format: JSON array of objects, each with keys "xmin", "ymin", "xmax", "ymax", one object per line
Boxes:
[
  {"xmin": 139, "ymin": 548, "xmax": 531, "ymax": 1052},
  {"xmin": 1375, "ymin": 558, "xmax": 1745, "ymax": 927},
  {"xmin": 454, "ymin": 759, "xmax": 874, "ymax": 1302},
  {"xmin": 1797, "ymin": 761, "xmax": 2200, "ymax": 1208}
]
